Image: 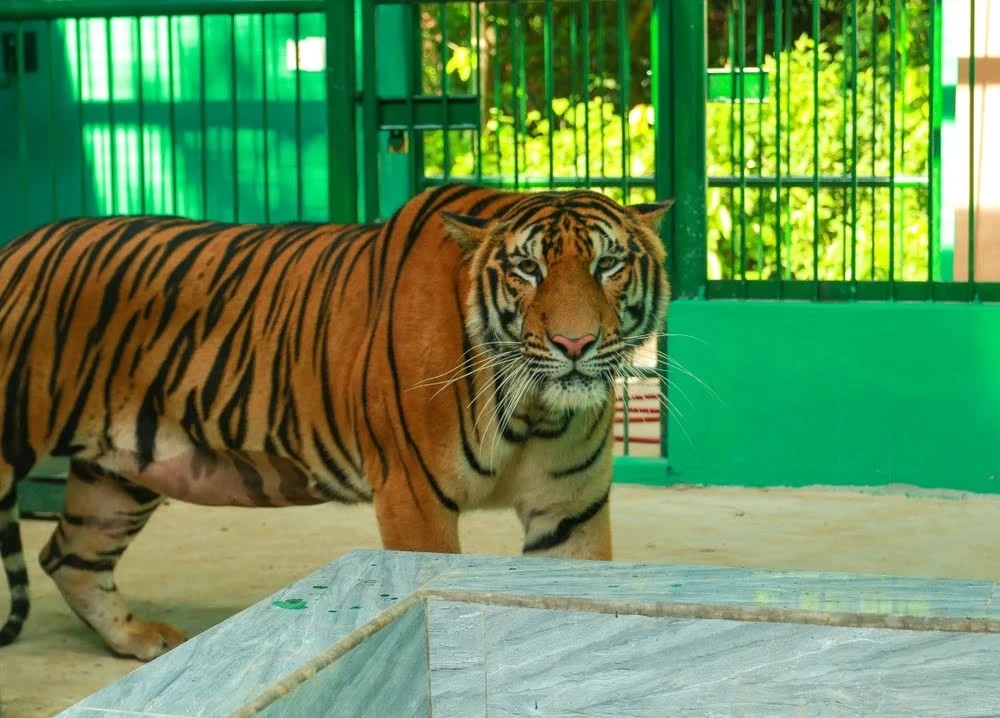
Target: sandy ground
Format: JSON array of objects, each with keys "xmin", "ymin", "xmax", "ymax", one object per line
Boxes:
[{"xmin": 2, "ymin": 483, "xmax": 1000, "ymax": 717}]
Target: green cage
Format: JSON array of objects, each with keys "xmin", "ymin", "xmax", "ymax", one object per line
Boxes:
[{"xmin": 1, "ymin": 0, "xmax": 996, "ymax": 504}]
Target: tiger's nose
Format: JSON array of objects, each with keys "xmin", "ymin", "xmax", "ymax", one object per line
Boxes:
[{"xmin": 550, "ymin": 333, "xmax": 597, "ymax": 359}]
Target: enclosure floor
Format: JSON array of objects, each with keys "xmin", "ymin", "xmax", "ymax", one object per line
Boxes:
[{"xmin": 3, "ymin": 483, "xmax": 1000, "ymax": 718}]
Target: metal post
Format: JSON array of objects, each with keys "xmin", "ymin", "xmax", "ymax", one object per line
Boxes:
[
  {"xmin": 325, "ymin": 0, "xmax": 358, "ymax": 222},
  {"xmin": 654, "ymin": 0, "xmax": 707, "ymax": 460}
]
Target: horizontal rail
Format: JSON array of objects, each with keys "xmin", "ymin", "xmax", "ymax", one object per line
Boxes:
[
  {"xmin": 708, "ymin": 175, "xmax": 929, "ymax": 190},
  {"xmin": 706, "ymin": 280, "xmax": 1000, "ymax": 303},
  {"xmin": 0, "ymin": 0, "xmax": 323, "ymax": 21}
]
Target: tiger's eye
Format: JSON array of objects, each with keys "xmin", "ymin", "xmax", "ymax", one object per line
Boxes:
[
  {"xmin": 596, "ymin": 256, "xmax": 618, "ymax": 272},
  {"xmin": 517, "ymin": 258, "xmax": 540, "ymax": 275}
]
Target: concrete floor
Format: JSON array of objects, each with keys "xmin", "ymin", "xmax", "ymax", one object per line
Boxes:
[{"xmin": 2, "ymin": 483, "xmax": 1000, "ymax": 718}]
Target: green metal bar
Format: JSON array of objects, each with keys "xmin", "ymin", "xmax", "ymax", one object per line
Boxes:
[
  {"xmin": 756, "ymin": 1, "xmax": 765, "ymax": 277},
  {"xmin": 544, "ymin": 0, "xmax": 554, "ymax": 189},
  {"xmin": 869, "ymin": 0, "xmax": 877, "ymax": 280},
  {"xmin": 617, "ymin": 0, "xmax": 631, "ymax": 197},
  {"xmin": 0, "ymin": 0, "xmax": 324, "ymax": 21},
  {"xmin": 48, "ymin": 20, "xmax": 58, "ymax": 218},
  {"xmin": 888, "ymin": 0, "xmax": 897, "ymax": 290},
  {"xmin": 597, "ymin": 1, "xmax": 606, "ymax": 178},
  {"xmin": 705, "ymin": 279, "xmax": 1000, "ymax": 304},
  {"xmin": 293, "ymin": 13, "xmax": 304, "ymax": 220},
  {"xmin": 168, "ymin": 17, "xmax": 178, "ymax": 213},
  {"xmin": 737, "ymin": 0, "xmax": 747, "ymax": 293},
  {"xmin": 439, "ymin": 2, "xmax": 451, "ymax": 183},
  {"xmin": 655, "ymin": 0, "xmax": 707, "ymax": 460},
  {"xmin": 76, "ymin": 19, "xmax": 87, "ymax": 214},
  {"xmin": 261, "ymin": 15, "xmax": 271, "ymax": 222},
  {"xmin": 812, "ymin": 0, "xmax": 820, "ymax": 291},
  {"xmin": 849, "ymin": 0, "xmax": 859, "ymax": 290},
  {"xmin": 967, "ymin": 0, "xmax": 976, "ymax": 293},
  {"xmin": 325, "ymin": 0, "xmax": 358, "ymax": 222},
  {"xmin": 580, "ymin": 0, "xmax": 591, "ymax": 187},
  {"xmin": 929, "ymin": 0, "xmax": 940, "ymax": 286},
  {"xmin": 136, "ymin": 17, "xmax": 146, "ymax": 214},
  {"xmin": 358, "ymin": 0, "xmax": 378, "ymax": 220},
  {"xmin": 709, "ymin": 175, "xmax": 926, "ymax": 189},
  {"xmin": 421, "ymin": 176, "xmax": 655, "ymax": 190},
  {"xmin": 727, "ymin": 5, "xmax": 736, "ymax": 280},
  {"xmin": 105, "ymin": 17, "xmax": 117, "ymax": 214},
  {"xmin": 230, "ymin": 15, "xmax": 239, "ymax": 222},
  {"xmin": 199, "ymin": 14, "xmax": 208, "ymax": 217},
  {"xmin": 773, "ymin": 0, "xmax": 783, "ymax": 289},
  {"xmin": 473, "ymin": 1, "xmax": 483, "ymax": 187},
  {"xmin": 15, "ymin": 24, "xmax": 29, "ymax": 228},
  {"xmin": 511, "ymin": 0, "xmax": 522, "ymax": 189}
]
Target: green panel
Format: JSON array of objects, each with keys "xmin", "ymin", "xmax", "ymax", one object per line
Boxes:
[
  {"xmin": 706, "ymin": 68, "xmax": 769, "ymax": 103},
  {"xmin": 376, "ymin": 95, "xmax": 480, "ymax": 131},
  {"xmin": 666, "ymin": 300, "xmax": 1000, "ymax": 493}
]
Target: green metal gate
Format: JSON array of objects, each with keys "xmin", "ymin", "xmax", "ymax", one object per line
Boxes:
[{"xmin": 1, "ymin": 0, "xmax": 996, "ymax": 495}]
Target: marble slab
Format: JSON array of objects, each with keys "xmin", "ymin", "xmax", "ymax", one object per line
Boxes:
[{"xmin": 53, "ymin": 549, "xmax": 1000, "ymax": 718}]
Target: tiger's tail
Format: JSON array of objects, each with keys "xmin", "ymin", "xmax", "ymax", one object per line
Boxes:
[{"xmin": 0, "ymin": 483, "xmax": 29, "ymax": 646}]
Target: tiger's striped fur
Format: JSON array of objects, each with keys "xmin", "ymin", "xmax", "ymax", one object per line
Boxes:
[{"xmin": 0, "ymin": 183, "xmax": 671, "ymax": 659}]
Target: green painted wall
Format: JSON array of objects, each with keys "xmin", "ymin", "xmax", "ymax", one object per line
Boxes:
[
  {"xmin": 0, "ymin": 13, "xmax": 332, "ymax": 243},
  {"xmin": 663, "ymin": 299, "xmax": 1000, "ymax": 493}
]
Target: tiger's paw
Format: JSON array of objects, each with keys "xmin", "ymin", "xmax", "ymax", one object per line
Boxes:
[{"xmin": 108, "ymin": 619, "xmax": 188, "ymax": 661}]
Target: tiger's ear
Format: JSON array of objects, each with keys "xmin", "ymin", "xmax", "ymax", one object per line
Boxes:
[
  {"xmin": 628, "ymin": 199, "xmax": 676, "ymax": 231},
  {"xmin": 441, "ymin": 211, "xmax": 490, "ymax": 254}
]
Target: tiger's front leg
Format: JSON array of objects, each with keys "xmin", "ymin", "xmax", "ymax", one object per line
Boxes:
[
  {"xmin": 518, "ymin": 485, "xmax": 613, "ymax": 561},
  {"xmin": 39, "ymin": 460, "xmax": 185, "ymax": 660},
  {"xmin": 371, "ymin": 467, "xmax": 462, "ymax": 555}
]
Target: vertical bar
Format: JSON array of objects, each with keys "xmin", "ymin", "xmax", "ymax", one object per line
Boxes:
[
  {"xmin": 76, "ymin": 19, "xmax": 88, "ymax": 215},
  {"xmin": 727, "ymin": 6, "xmax": 736, "ymax": 280},
  {"xmin": 261, "ymin": 15, "xmax": 271, "ymax": 223},
  {"xmin": 812, "ymin": 0, "xmax": 820, "ymax": 292},
  {"xmin": 869, "ymin": 0, "xmax": 877, "ymax": 279},
  {"xmin": 888, "ymin": 0, "xmax": 897, "ymax": 291},
  {"xmin": 294, "ymin": 13, "xmax": 304, "ymax": 220},
  {"xmin": 359, "ymin": 0, "xmax": 379, "ymax": 219},
  {"xmin": 967, "ymin": 0, "xmax": 976, "ymax": 291},
  {"xmin": 105, "ymin": 17, "xmax": 117, "ymax": 214},
  {"xmin": 48, "ymin": 21, "xmax": 59, "ymax": 219},
  {"xmin": 773, "ymin": 0, "xmax": 783, "ymax": 288},
  {"xmin": 756, "ymin": 1, "xmax": 765, "ymax": 275},
  {"xmin": 849, "ymin": 0, "xmax": 859, "ymax": 290},
  {"xmin": 474, "ymin": 1, "xmax": 483, "ymax": 187},
  {"xmin": 136, "ymin": 17, "xmax": 146, "ymax": 214},
  {"xmin": 15, "ymin": 24, "xmax": 29, "ymax": 228},
  {"xmin": 928, "ymin": 0, "xmax": 940, "ymax": 288},
  {"xmin": 230, "ymin": 15, "xmax": 239, "ymax": 222},
  {"xmin": 511, "ymin": 0, "xmax": 522, "ymax": 189},
  {"xmin": 581, "ymin": 0, "xmax": 591, "ymax": 187},
  {"xmin": 544, "ymin": 0, "xmax": 555, "ymax": 189},
  {"xmin": 617, "ymin": 0, "xmax": 631, "ymax": 197},
  {"xmin": 809, "ymin": 1, "xmax": 820, "ymax": 282},
  {"xmin": 597, "ymin": 1, "xmax": 606, "ymax": 178},
  {"xmin": 325, "ymin": 0, "xmax": 358, "ymax": 222},
  {"xmin": 168, "ymin": 17, "xmax": 179, "ymax": 214},
  {"xmin": 738, "ymin": 0, "xmax": 747, "ymax": 293},
  {"xmin": 199, "ymin": 14, "xmax": 209, "ymax": 217},
  {"xmin": 655, "ymin": 0, "xmax": 707, "ymax": 456},
  {"xmin": 439, "ymin": 2, "xmax": 452, "ymax": 184}
]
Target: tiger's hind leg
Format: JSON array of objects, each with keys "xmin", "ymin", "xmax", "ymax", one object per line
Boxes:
[
  {"xmin": 0, "ymin": 464, "xmax": 31, "ymax": 646},
  {"xmin": 40, "ymin": 460, "xmax": 185, "ymax": 660}
]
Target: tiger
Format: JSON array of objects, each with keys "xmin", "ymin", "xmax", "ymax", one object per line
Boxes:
[{"xmin": 0, "ymin": 182, "xmax": 672, "ymax": 660}]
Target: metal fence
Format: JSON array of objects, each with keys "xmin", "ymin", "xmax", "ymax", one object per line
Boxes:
[{"xmin": 0, "ymin": 0, "xmax": 989, "ymax": 474}]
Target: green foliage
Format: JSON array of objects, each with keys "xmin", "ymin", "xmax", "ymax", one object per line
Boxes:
[
  {"xmin": 422, "ymin": 32, "xmax": 930, "ymax": 282},
  {"xmin": 706, "ymin": 34, "xmax": 930, "ymax": 281}
]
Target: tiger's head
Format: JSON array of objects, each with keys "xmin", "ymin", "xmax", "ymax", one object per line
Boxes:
[{"xmin": 442, "ymin": 190, "xmax": 673, "ymax": 414}]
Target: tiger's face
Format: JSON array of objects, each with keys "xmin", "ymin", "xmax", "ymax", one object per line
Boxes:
[{"xmin": 443, "ymin": 190, "xmax": 673, "ymax": 414}]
